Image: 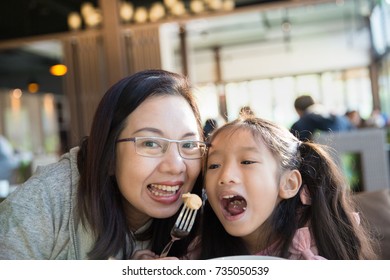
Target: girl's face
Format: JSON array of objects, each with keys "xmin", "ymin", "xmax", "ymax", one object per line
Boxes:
[
  {"xmin": 205, "ymin": 128, "xmax": 283, "ymax": 250},
  {"xmin": 115, "ymin": 95, "xmax": 202, "ymax": 230}
]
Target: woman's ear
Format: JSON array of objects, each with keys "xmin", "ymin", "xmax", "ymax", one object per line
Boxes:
[{"xmin": 278, "ymin": 170, "xmax": 302, "ymax": 199}]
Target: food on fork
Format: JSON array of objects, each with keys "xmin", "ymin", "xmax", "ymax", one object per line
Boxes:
[{"xmin": 182, "ymin": 192, "xmax": 202, "ymax": 210}]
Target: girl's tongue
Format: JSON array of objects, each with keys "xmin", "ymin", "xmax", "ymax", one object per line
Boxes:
[{"xmin": 223, "ymin": 195, "xmax": 247, "ymax": 216}]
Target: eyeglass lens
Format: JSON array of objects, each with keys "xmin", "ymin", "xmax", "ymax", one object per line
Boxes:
[{"xmin": 134, "ymin": 137, "xmax": 206, "ymax": 159}]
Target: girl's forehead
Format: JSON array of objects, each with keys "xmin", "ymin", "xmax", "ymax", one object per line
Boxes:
[
  {"xmin": 214, "ymin": 126, "xmax": 256, "ymax": 141},
  {"xmin": 211, "ymin": 127, "xmax": 265, "ymax": 149}
]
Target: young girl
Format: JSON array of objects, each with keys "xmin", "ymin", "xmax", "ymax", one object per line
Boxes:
[{"xmin": 200, "ymin": 115, "xmax": 377, "ymax": 259}]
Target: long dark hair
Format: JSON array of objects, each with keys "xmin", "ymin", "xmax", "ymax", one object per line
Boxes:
[
  {"xmin": 200, "ymin": 116, "xmax": 377, "ymax": 259},
  {"xmin": 76, "ymin": 69, "xmax": 204, "ymax": 259}
]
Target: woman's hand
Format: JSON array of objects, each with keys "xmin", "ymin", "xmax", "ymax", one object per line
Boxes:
[{"xmin": 131, "ymin": 249, "xmax": 178, "ymax": 260}]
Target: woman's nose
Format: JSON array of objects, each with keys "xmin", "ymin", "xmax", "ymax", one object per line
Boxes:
[{"xmin": 158, "ymin": 144, "xmax": 186, "ymax": 174}]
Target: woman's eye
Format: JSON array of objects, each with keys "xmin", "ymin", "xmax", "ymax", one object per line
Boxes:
[
  {"xmin": 208, "ymin": 164, "xmax": 220, "ymax": 169},
  {"xmin": 182, "ymin": 141, "xmax": 197, "ymax": 149},
  {"xmin": 143, "ymin": 140, "xmax": 160, "ymax": 148}
]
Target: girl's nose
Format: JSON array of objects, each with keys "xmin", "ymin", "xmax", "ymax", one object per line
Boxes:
[
  {"xmin": 219, "ymin": 177, "xmax": 240, "ymax": 185},
  {"xmin": 218, "ymin": 167, "xmax": 241, "ymax": 186}
]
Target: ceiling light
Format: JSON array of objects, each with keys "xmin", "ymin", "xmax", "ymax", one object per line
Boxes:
[
  {"xmin": 134, "ymin": 6, "xmax": 149, "ymax": 23},
  {"xmin": 28, "ymin": 81, "xmax": 39, "ymax": 93},
  {"xmin": 222, "ymin": 0, "xmax": 235, "ymax": 11},
  {"xmin": 68, "ymin": 12, "xmax": 82, "ymax": 31},
  {"xmin": 149, "ymin": 2, "xmax": 166, "ymax": 22},
  {"xmin": 50, "ymin": 64, "xmax": 68, "ymax": 76},
  {"xmin": 120, "ymin": 1, "xmax": 134, "ymax": 22},
  {"xmin": 171, "ymin": 1, "xmax": 186, "ymax": 16},
  {"xmin": 190, "ymin": 0, "xmax": 205, "ymax": 14},
  {"xmin": 81, "ymin": 2, "xmax": 95, "ymax": 18}
]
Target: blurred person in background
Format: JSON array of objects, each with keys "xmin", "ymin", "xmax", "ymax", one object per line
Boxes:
[
  {"xmin": 203, "ymin": 118, "xmax": 218, "ymax": 141},
  {"xmin": 366, "ymin": 108, "xmax": 389, "ymax": 128},
  {"xmin": 0, "ymin": 135, "xmax": 20, "ymax": 183},
  {"xmin": 345, "ymin": 110, "xmax": 367, "ymax": 129},
  {"xmin": 290, "ymin": 95, "xmax": 354, "ymax": 141}
]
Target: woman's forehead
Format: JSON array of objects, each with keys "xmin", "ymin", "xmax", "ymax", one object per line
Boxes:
[{"xmin": 122, "ymin": 95, "xmax": 200, "ymax": 138}]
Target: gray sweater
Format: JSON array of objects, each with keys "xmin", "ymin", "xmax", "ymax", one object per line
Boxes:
[{"xmin": 0, "ymin": 147, "xmax": 94, "ymax": 259}]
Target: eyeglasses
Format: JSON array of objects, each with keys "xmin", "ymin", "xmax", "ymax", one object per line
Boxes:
[{"xmin": 116, "ymin": 136, "xmax": 208, "ymax": 159}]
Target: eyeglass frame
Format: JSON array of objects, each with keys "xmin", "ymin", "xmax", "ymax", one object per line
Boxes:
[{"xmin": 116, "ymin": 136, "xmax": 209, "ymax": 159}]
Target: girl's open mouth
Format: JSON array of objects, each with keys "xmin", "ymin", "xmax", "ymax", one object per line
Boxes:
[{"xmin": 221, "ymin": 195, "xmax": 247, "ymax": 216}]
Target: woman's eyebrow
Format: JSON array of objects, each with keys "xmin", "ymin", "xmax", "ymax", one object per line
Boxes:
[
  {"xmin": 132, "ymin": 127, "xmax": 163, "ymax": 135},
  {"xmin": 132, "ymin": 128, "xmax": 198, "ymax": 138}
]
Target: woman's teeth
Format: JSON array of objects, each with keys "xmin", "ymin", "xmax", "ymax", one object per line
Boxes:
[{"xmin": 149, "ymin": 184, "xmax": 180, "ymax": 196}]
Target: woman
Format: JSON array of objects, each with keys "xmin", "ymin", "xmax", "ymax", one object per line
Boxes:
[{"xmin": 0, "ymin": 69, "xmax": 206, "ymax": 260}]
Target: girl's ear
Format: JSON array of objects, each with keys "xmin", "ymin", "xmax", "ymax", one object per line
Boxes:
[{"xmin": 278, "ymin": 170, "xmax": 302, "ymax": 199}]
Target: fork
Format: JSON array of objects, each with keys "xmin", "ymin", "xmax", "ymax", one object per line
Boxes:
[{"xmin": 160, "ymin": 203, "xmax": 198, "ymax": 258}]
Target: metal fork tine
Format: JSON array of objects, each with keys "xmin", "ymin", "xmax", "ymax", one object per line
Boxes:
[
  {"xmin": 174, "ymin": 204, "xmax": 188, "ymax": 228},
  {"xmin": 178, "ymin": 207, "xmax": 192, "ymax": 229},
  {"xmin": 182, "ymin": 209, "xmax": 195, "ymax": 230},
  {"xmin": 186, "ymin": 209, "xmax": 197, "ymax": 231}
]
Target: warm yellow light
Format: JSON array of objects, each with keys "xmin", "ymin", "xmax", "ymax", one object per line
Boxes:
[
  {"xmin": 68, "ymin": 12, "xmax": 82, "ymax": 31},
  {"xmin": 11, "ymin": 88, "xmax": 23, "ymax": 99},
  {"xmin": 134, "ymin": 6, "xmax": 148, "ymax": 23},
  {"xmin": 120, "ymin": 1, "xmax": 134, "ymax": 22},
  {"xmin": 50, "ymin": 64, "xmax": 68, "ymax": 76},
  {"xmin": 28, "ymin": 82, "xmax": 39, "ymax": 93}
]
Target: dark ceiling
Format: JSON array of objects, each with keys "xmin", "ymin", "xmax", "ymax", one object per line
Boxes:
[
  {"xmin": 0, "ymin": 0, "xmax": 98, "ymax": 41},
  {"xmin": 0, "ymin": 0, "xmax": 283, "ymax": 41},
  {"xmin": 0, "ymin": 0, "xmax": 296, "ymax": 94}
]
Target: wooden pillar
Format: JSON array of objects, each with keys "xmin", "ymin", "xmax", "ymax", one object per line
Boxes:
[
  {"xmin": 369, "ymin": 62, "xmax": 381, "ymax": 110},
  {"xmin": 179, "ymin": 24, "xmax": 189, "ymax": 77},
  {"xmin": 214, "ymin": 46, "xmax": 228, "ymax": 121},
  {"xmin": 99, "ymin": 0, "xmax": 126, "ymax": 85},
  {"xmin": 62, "ymin": 32, "xmax": 108, "ymax": 146},
  {"xmin": 124, "ymin": 25, "xmax": 162, "ymax": 74}
]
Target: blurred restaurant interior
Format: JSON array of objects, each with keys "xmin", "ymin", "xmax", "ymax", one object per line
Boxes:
[{"xmin": 0, "ymin": 0, "xmax": 390, "ymax": 192}]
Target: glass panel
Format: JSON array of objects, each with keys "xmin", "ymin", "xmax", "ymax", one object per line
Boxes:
[
  {"xmin": 193, "ymin": 83, "xmax": 220, "ymax": 125},
  {"xmin": 0, "ymin": 40, "xmax": 67, "ymax": 159},
  {"xmin": 225, "ymin": 81, "xmax": 251, "ymax": 121},
  {"xmin": 272, "ymin": 77, "xmax": 295, "ymax": 127},
  {"xmin": 247, "ymin": 79, "xmax": 273, "ymax": 121}
]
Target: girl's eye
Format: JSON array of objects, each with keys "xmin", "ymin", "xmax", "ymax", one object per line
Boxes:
[
  {"xmin": 208, "ymin": 164, "xmax": 220, "ymax": 170},
  {"xmin": 241, "ymin": 160, "xmax": 255, "ymax": 165}
]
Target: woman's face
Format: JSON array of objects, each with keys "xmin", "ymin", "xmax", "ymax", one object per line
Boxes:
[
  {"xmin": 205, "ymin": 128, "xmax": 282, "ymax": 250},
  {"xmin": 115, "ymin": 95, "xmax": 202, "ymax": 230}
]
